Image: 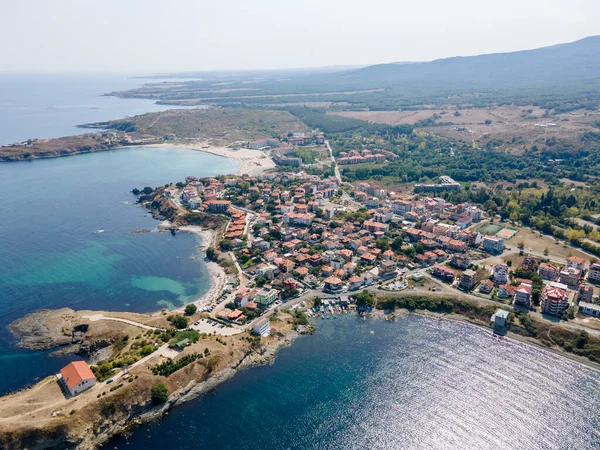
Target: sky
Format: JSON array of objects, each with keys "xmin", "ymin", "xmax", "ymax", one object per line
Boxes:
[{"xmin": 1, "ymin": 0, "xmax": 599, "ymax": 74}]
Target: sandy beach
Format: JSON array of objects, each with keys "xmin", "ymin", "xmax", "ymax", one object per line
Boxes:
[
  {"xmin": 146, "ymin": 141, "xmax": 276, "ymax": 175},
  {"xmin": 173, "ymin": 225, "xmax": 228, "ymax": 312}
]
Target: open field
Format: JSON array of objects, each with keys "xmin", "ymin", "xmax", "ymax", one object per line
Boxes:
[{"xmin": 330, "ymin": 106, "xmax": 600, "ymax": 155}]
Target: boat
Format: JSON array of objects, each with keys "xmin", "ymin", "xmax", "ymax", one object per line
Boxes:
[{"xmin": 94, "ymin": 229, "xmax": 104, "ymax": 234}]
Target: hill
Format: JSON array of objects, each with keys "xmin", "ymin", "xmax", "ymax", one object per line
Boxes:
[
  {"xmin": 339, "ymin": 36, "xmax": 600, "ymax": 89},
  {"xmin": 110, "ymin": 36, "xmax": 600, "ymax": 110}
]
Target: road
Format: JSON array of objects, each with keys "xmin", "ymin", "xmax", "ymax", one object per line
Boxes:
[{"xmin": 325, "ymin": 140, "xmax": 342, "ymax": 184}]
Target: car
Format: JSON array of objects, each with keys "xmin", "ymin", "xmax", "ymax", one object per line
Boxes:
[
  {"xmin": 106, "ymin": 379, "xmax": 114, "ymax": 385},
  {"xmin": 194, "ymin": 321, "xmax": 199, "ymax": 326}
]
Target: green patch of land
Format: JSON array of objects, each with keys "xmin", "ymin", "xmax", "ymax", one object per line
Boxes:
[{"xmin": 84, "ymin": 108, "xmax": 308, "ymax": 143}]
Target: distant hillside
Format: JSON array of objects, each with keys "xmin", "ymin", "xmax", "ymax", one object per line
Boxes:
[
  {"xmin": 111, "ymin": 36, "xmax": 600, "ymax": 110},
  {"xmin": 339, "ymin": 36, "xmax": 600, "ymax": 89}
]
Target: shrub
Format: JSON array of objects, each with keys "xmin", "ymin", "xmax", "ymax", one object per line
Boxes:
[{"xmin": 150, "ymin": 382, "xmax": 168, "ymax": 405}]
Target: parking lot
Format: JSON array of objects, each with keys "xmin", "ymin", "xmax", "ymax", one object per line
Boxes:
[{"xmin": 189, "ymin": 317, "xmax": 243, "ymax": 336}]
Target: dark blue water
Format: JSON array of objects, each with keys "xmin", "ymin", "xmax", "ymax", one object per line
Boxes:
[
  {"xmin": 0, "ymin": 74, "xmax": 194, "ymax": 145},
  {"xmin": 0, "ymin": 147, "xmax": 237, "ymax": 394},
  {"xmin": 107, "ymin": 314, "xmax": 600, "ymax": 450}
]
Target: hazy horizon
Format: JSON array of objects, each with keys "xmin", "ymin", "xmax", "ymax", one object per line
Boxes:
[{"xmin": 2, "ymin": 0, "xmax": 600, "ymax": 74}]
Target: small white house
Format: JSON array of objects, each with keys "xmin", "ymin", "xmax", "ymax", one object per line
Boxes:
[{"xmin": 60, "ymin": 361, "xmax": 97, "ymax": 396}]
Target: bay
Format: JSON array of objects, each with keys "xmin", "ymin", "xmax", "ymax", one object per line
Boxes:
[{"xmin": 0, "ymin": 147, "xmax": 237, "ymax": 394}]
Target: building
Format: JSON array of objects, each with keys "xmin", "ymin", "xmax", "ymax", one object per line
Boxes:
[
  {"xmin": 541, "ymin": 284, "xmax": 570, "ymax": 316},
  {"xmin": 253, "ymin": 318, "xmax": 271, "ymax": 337},
  {"xmin": 559, "ymin": 267, "xmax": 582, "ymax": 288},
  {"xmin": 567, "ymin": 256, "xmax": 586, "ymax": 271},
  {"xmin": 174, "ymin": 338, "xmax": 190, "ymax": 350},
  {"xmin": 479, "ymin": 279, "xmax": 494, "ymax": 294},
  {"xmin": 588, "ymin": 263, "xmax": 600, "ymax": 284},
  {"xmin": 450, "ymin": 254, "xmax": 471, "ymax": 270},
  {"xmin": 414, "ymin": 176, "xmax": 461, "ymax": 193},
  {"xmin": 492, "ymin": 264, "xmax": 509, "ymax": 285},
  {"xmin": 498, "ymin": 284, "xmax": 517, "ymax": 299},
  {"xmin": 539, "ymin": 262, "xmax": 560, "ymax": 281},
  {"xmin": 521, "ymin": 255, "xmax": 537, "ymax": 272},
  {"xmin": 578, "ymin": 302, "xmax": 600, "ymax": 317},
  {"xmin": 460, "ymin": 269, "xmax": 477, "ymax": 290},
  {"xmin": 490, "ymin": 308, "xmax": 509, "ymax": 333},
  {"xmin": 207, "ymin": 200, "xmax": 232, "ymax": 212},
  {"xmin": 513, "ymin": 283, "xmax": 532, "ymax": 308},
  {"xmin": 482, "ymin": 236, "xmax": 504, "ymax": 254},
  {"xmin": 59, "ymin": 361, "xmax": 96, "ymax": 397},
  {"xmin": 379, "ymin": 260, "xmax": 397, "ymax": 281},
  {"xmin": 432, "ymin": 265, "xmax": 455, "ymax": 282},
  {"xmin": 578, "ymin": 283, "xmax": 594, "ymax": 303},
  {"xmin": 254, "ymin": 288, "xmax": 279, "ymax": 306},
  {"xmin": 323, "ymin": 276, "xmax": 343, "ymax": 293}
]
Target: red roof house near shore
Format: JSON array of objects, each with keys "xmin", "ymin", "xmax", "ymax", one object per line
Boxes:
[{"xmin": 60, "ymin": 361, "xmax": 96, "ymax": 397}]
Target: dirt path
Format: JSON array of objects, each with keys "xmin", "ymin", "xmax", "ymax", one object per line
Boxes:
[{"xmin": 82, "ymin": 314, "xmax": 164, "ymax": 331}]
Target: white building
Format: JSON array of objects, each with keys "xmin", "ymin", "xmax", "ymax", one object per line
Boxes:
[
  {"xmin": 59, "ymin": 361, "xmax": 97, "ymax": 397},
  {"xmin": 482, "ymin": 235, "xmax": 504, "ymax": 253},
  {"xmin": 513, "ymin": 283, "xmax": 532, "ymax": 308},
  {"xmin": 578, "ymin": 302, "xmax": 600, "ymax": 317},
  {"xmin": 493, "ymin": 264, "xmax": 509, "ymax": 285},
  {"xmin": 253, "ymin": 318, "xmax": 271, "ymax": 337}
]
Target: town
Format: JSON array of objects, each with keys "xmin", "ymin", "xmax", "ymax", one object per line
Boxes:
[{"xmin": 162, "ymin": 160, "xmax": 600, "ymax": 335}]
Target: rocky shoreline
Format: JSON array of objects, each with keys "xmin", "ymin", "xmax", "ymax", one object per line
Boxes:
[{"xmin": 0, "ymin": 305, "xmax": 307, "ymax": 450}]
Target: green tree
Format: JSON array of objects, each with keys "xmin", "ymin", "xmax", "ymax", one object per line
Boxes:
[
  {"xmin": 206, "ymin": 247, "xmax": 218, "ymax": 261},
  {"xmin": 184, "ymin": 304, "xmax": 197, "ymax": 316},
  {"xmin": 151, "ymin": 383, "xmax": 168, "ymax": 405},
  {"xmin": 168, "ymin": 315, "xmax": 189, "ymax": 329}
]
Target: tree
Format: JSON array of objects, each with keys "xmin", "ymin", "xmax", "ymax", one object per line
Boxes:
[
  {"xmin": 220, "ymin": 239, "xmax": 234, "ymax": 251},
  {"xmin": 184, "ymin": 304, "xmax": 197, "ymax": 316},
  {"xmin": 313, "ymin": 297, "xmax": 322, "ymax": 308},
  {"xmin": 353, "ymin": 291, "xmax": 375, "ymax": 308},
  {"xmin": 254, "ymin": 276, "xmax": 268, "ymax": 287},
  {"xmin": 576, "ymin": 330, "xmax": 589, "ymax": 349},
  {"xmin": 543, "ymin": 248, "xmax": 549, "ymax": 256},
  {"xmin": 151, "ymin": 383, "xmax": 168, "ymax": 405},
  {"xmin": 206, "ymin": 247, "xmax": 218, "ymax": 261},
  {"xmin": 142, "ymin": 186, "xmax": 153, "ymax": 195},
  {"xmin": 168, "ymin": 315, "xmax": 189, "ymax": 329}
]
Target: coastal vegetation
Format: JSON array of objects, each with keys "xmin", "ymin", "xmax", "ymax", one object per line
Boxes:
[
  {"xmin": 151, "ymin": 353, "xmax": 202, "ymax": 377},
  {"xmin": 167, "ymin": 315, "xmax": 189, "ymax": 329},
  {"xmin": 150, "ymin": 383, "xmax": 168, "ymax": 405}
]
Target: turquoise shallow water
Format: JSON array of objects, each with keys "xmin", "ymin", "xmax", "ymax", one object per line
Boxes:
[
  {"xmin": 0, "ymin": 147, "xmax": 237, "ymax": 393},
  {"xmin": 107, "ymin": 314, "xmax": 600, "ymax": 450}
]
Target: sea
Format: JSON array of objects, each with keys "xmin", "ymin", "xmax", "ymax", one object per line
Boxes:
[
  {"xmin": 2, "ymin": 75, "xmax": 600, "ymax": 450},
  {"xmin": 0, "ymin": 74, "xmax": 236, "ymax": 394},
  {"xmin": 106, "ymin": 314, "xmax": 600, "ymax": 450}
]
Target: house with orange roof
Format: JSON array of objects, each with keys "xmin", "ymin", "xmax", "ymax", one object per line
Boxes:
[{"xmin": 60, "ymin": 361, "xmax": 96, "ymax": 396}]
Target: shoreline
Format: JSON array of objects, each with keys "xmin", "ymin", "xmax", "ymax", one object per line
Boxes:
[
  {"xmin": 172, "ymin": 224, "xmax": 227, "ymax": 314},
  {"xmin": 376, "ymin": 308, "xmax": 600, "ymax": 373},
  {"xmin": 143, "ymin": 141, "xmax": 276, "ymax": 176}
]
